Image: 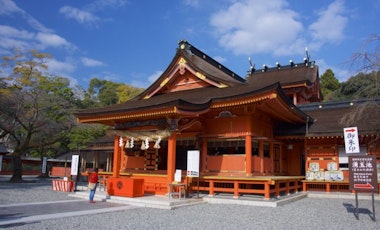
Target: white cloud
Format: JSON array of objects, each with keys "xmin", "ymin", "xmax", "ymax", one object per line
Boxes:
[
  {"xmin": 0, "ymin": 0, "xmax": 23, "ymax": 15},
  {"xmin": 46, "ymin": 58, "xmax": 76, "ymax": 74},
  {"xmin": 210, "ymin": 0, "xmax": 303, "ymax": 56},
  {"xmin": 59, "ymin": 6, "xmax": 99, "ymax": 25},
  {"xmin": 0, "ymin": 26, "xmax": 75, "ymax": 54},
  {"xmin": 0, "ymin": 0, "xmax": 51, "ymax": 33},
  {"xmin": 210, "ymin": 0, "xmax": 349, "ymax": 58},
  {"xmin": 81, "ymin": 57, "xmax": 105, "ymax": 67},
  {"xmin": 35, "ymin": 32, "xmax": 75, "ymax": 50},
  {"xmin": 309, "ymin": 0, "xmax": 347, "ymax": 45},
  {"xmin": 0, "ymin": 25, "xmax": 34, "ymax": 39},
  {"xmin": 44, "ymin": 58, "xmax": 79, "ymax": 87},
  {"xmin": 0, "ymin": 25, "xmax": 36, "ymax": 52},
  {"xmin": 59, "ymin": 0, "xmax": 127, "ymax": 26}
]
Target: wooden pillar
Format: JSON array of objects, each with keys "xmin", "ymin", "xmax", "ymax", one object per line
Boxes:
[
  {"xmin": 112, "ymin": 136, "xmax": 121, "ymax": 178},
  {"xmin": 264, "ymin": 181, "xmax": 270, "ymax": 200},
  {"xmin": 209, "ymin": 180, "xmax": 214, "ymax": 196},
  {"xmin": 233, "ymin": 181, "xmax": 239, "ymax": 198},
  {"xmin": 270, "ymin": 143, "xmax": 274, "ymax": 174},
  {"xmin": 245, "ymin": 135, "xmax": 252, "ymax": 176},
  {"xmin": 167, "ymin": 132, "xmax": 177, "ymax": 184},
  {"xmin": 275, "ymin": 182, "xmax": 280, "ymax": 198},
  {"xmin": 94, "ymin": 152, "xmax": 98, "ymax": 168},
  {"xmin": 259, "ymin": 140, "xmax": 264, "ymax": 174},
  {"xmin": 279, "ymin": 144, "xmax": 283, "ymax": 174},
  {"xmin": 201, "ymin": 138, "xmax": 207, "ymax": 173}
]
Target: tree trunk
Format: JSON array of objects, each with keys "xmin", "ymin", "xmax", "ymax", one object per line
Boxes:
[{"xmin": 10, "ymin": 155, "xmax": 23, "ymax": 182}]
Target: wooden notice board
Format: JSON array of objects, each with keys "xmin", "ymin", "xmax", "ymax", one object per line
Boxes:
[{"xmin": 349, "ymin": 155, "xmax": 378, "ymax": 192}]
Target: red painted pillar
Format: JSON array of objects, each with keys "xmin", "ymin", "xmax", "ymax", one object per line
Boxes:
[
  {"xmin": 245, "ymin": 135, "xmax": 252, "ymax": 176},
  {"xmin": 234, "ymin": 181, "xmax": 239, "ymax": 198},
  {"xmin": 201, "ymin": 138, "xmax": 208, "ymax": 172},
  {"xmin": 259, "ymin": 140, "xmax": 264, "ymax": 174},
  {"xmin": 167, "ymin": 132, "xmax": 177, "ymax": 184},
  {"xmin": 264, "ymin": 181, "xmax": 270, "ymax": 200},
  {"xmin": 112, "ymin": 135, "xmax": 121, "ymax": 178},
  {"xmin": 270, "ymin": 143, "xmax": 274, "ymax": 174}
]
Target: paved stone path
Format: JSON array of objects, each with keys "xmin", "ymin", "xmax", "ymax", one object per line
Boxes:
[{"xmin": 0, "ymin": 200, "xmax": 136, "ymax": 227}]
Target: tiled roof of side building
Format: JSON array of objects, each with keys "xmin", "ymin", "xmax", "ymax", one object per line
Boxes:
[
  {"xmin": 301, "ymin": 98, "xmax": 380, "ymax": 136},
  {"xmin": 275, "ymin": 98, "xmax": 380, "ymax": 137},
  {"xmin": 247, "ymin": 61, "xmax": 319, "ymax": 88}
]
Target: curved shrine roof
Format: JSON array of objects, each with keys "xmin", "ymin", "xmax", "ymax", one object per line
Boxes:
[{"xmin": 75, "ymin": 40, "xmax": 316, "ymax": 127}]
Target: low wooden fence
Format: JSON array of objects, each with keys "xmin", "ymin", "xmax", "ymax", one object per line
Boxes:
[
  {"xmin": 302, "ymin": 180, "xmax": 380, "ymax": 194},
  {"xmin": 190, "ymin": 176, "xmax": 304, "ymax": 199}
]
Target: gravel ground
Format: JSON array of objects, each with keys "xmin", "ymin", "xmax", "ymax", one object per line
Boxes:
[{"xmin": 1, "ymin": 176, "xmax": 380, "ymax": 230}]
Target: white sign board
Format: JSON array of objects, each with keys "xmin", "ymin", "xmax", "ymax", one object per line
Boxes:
[
  {"xmin": 70, "ymin": 155, "xmax": 79, "ymax": 175},
  {"xmin": 174, "ymin": 169, "xmax": 182, "ymax": 182},
  {"xmin": 42, "ymin": 157, "xmax": 47, "ymax": 174},
  {"xmin": 344, "ymin": 127, "xmax": 360, "ymax": 154},
  {"xmin": 187, "ymin": 150, "xmax": 200, "ymax": 177}
]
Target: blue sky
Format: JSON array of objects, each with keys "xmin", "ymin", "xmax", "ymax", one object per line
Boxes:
[{"xmin": 1, "ymin": 0, "xmax": 379, "ymax": 89}]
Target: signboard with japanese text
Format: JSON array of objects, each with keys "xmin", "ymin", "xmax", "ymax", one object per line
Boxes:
[
  {"xmin": 70, "ymin": 155, "xmax": 79, "ymax": 176},
  {"xmin": 187, "ymin": 150, "xmax": 200, "ymax": 177},
  {"xmin": 349, "ymin": 155, "xmax": 378, "ymax": 192},
  {"xmin": 344, "ymin": 127, "xmax": 360, "ymax": 154}
]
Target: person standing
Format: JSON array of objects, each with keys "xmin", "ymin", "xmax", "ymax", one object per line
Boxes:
[{"xmin": 88, "ymin": 168, "xmax": 99, "ymax": 203}]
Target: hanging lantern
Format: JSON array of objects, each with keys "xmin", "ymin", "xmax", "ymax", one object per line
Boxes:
[{"xmin": 119, "ymin": 136, "xmax": 123, "ymax": 147}]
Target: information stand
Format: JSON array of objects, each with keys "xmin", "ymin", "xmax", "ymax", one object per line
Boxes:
[
  {"xmin": 187, "ymin": 150, "xmax": 200, "ymax": 198},
  {"xmin": 349, "ymin": 155, "xmax": 378, "ymax": 221}
]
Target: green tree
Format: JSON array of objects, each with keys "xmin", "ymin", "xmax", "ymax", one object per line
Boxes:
[
  {"xmin": 87, "ymin": 78, "xmax": 143, "ymax": 106},
  {"xmin": 88, "ymin": 78, "xmax": 118, "ymax": 106},
  {"xmin": 339, "ymin": 71, "xmax": 380, "ymax": 99},
  {"xmin": 116, "ymin": 84, "xmax": 143, "ymax": 103},
  {"xmin": 320, "ymin": 69, "xmax": 340, "ymax": 100},
  {"xmin": 341, "ymin": 34, "xmax": 380, "ymax": 153},
  {"xmin": 66, "ymin": 124, "xmax": 106, "ymax": 150},
  {"xmin": 0, "ymin": 50, "xmax": 76, "ymax": 182}
]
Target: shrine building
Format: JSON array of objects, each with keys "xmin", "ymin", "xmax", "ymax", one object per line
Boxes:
[{"xmin": 74, "ymin": 40, "xmax": 380, "ymax": 199}]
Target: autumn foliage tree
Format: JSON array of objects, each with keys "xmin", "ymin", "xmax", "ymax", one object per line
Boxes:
[{"xmin": 0, "ymin": 50, "xmax": 76, "ymax": 182}]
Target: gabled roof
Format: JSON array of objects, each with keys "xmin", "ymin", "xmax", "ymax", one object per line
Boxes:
[
  {"xmin": 75, "ymin": 82, "xmax": 310, "ymax": 126},
  {"xmin": 136, "ymin": 40, "xmax": 246, "ymax": 100}
]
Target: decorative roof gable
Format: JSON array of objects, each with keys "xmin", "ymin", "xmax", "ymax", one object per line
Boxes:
[{"xmin": 137, "ymin": 40, "xmax": 245, "ymax": 100}]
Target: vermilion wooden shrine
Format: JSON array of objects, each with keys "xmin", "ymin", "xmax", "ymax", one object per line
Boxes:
[{"xmin": 75, "ymin": 40, "xmax": 380, "ymax": 199}]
